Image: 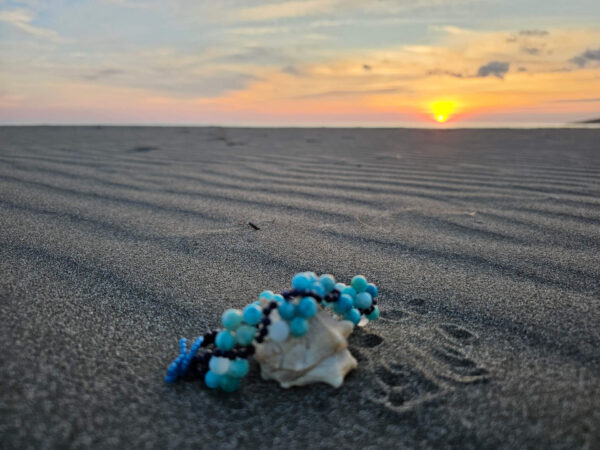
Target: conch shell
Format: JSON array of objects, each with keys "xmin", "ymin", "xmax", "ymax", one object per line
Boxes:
[{"xmin": 254, "ymin": 310, "xmax": 357, "ymax": 388}]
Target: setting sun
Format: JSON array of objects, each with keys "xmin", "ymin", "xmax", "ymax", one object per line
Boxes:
[{"xmin": 431, "ymin": 100, "xmax": 457, "ymax": 123}]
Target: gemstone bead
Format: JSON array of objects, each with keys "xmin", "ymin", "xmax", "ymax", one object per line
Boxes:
[
  {"xmin": 366, "ymin": 306, "xmax": 380, "ymax": 320},
  {"xmin": 236, "ymin": 324, "xmax": 256, "ymax": 346},
  {"xmin": 354, "ymin": 292, "xmax": 373, "ymax": 309},
  {"xmin": 204, "ymin": 370, "xmax": 220, "ymax": 389},
  {"xmin": 305, "ymin": 272, "xmax": 318, "ymax": 283},
  {"xmin": 290, "ymin": 317, "xmax": 309, "ymax": 337},
  {"xmin": 268, "ymin": 320, "xmax": 290, "ymax": 343},
  {"xmin": 209, "ymin": 356, "xmax": 231, "ymax": 375},
  {"xmin": 228, "ymin": 358, "xmax": 250, "ymax": 378},
  {"xmin": 334, "ymin": 283, "xmax": 346, "ymax": 292},
  {"xmin": 297, "ymin": 296, "xmax": 317, "ymax": 318},
  {"xmin": 243, "ymin": 304, "xmax": 263, "ymax": 325},
  {"xmin": 344, "ymin": 308, "xmax": 361, "ymax": 325},
  {"xmin": 292, "ymin": 273, "xmax": 311, "ymax": 290},
  {"xmin": 274, "ymin": 294, "xmax": 284, "ymax": 303},
  {"xmin": 215, "ymin": 331, "xmax": 236, "ymax": 351},
  {"xmin": 365, "ymin": 283, "xmax": 378, "ymax": 298},
  {"xmin": 222, "ymin": 309, "xmax": 243, "ymax": 330},
  {"xmin": 319, "ymin": 274, "xmax": 336, "ymax": 293},
  {"xmin": 310, "ymin": 282, "xmax": 325, "ymax": 298},
  {"xmin": 341, "ymin": 286, "xmax": 357, "ymax": 299},
  {"xmin": 337, "ymin": 294, "xmax": 353, "ymax": 312},
  {"xmin": 278, "ymin": 301, "xmax": 296, "ymax": 320},
  {"xmin": 219, "ymin": 375, "xmax": 241, "ymax": 392},
  {"xmin": 351, "ymin": 275, "xmax": 368, "ymax": 293},
  {"xmin": 259, "ymin": 290, "xmax": 275, "ymax": 301}
]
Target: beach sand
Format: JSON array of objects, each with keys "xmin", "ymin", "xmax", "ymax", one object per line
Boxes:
[{"xmin": 1, "ymin": 126, "xmax": 599, "ymax": 448}]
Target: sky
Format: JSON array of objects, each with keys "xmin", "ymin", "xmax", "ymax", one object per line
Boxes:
[{"xmin": 1, "ymin": 0, "xmax": 600, "ymax": 126}]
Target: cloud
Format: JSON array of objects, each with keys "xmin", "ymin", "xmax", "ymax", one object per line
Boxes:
[
  {"xmin": 362, "ymin": 64, "xmax": 371, "ymax": 71},
  {"xmin": 521, "ymin": 46, "xmax": 540, "ymax": 55},
  {"xmin": 296, "ymin": 87, "xmax": 403, "ymax": 99},
  {"xmin": 569, "ymin": 48, "xmax": 600, "ymax": 67},
  {"xmin": 282, "ymin": 65, "xmax": 300, "ymax": 75},
  {"xmin": 476, "ymin": 61, "xmax": 510, "ymax": 79},
  {"xmin": 82, "ymin": 69, "xmax": 125, "ymax": 81},
  {"xmin": 232, "ymin": 0, "xmax": 339, "ymax": 22},
  {"xmin": 427, "ymin": 69, "xmax": 464, "ymax": 78},
  {"xmin": 519, "ymin": 30, "xmax": 549, "ymax": 37},
  {"xmin": 552, "ymin": 97, "xmax": 600, "ymax": 103},
  {"xmin": 0, "ymin": 9, "xmax": 64, "ymax": 42}
]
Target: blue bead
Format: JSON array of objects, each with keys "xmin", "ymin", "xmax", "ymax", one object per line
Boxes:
[
  {"xmin": 351, "ymin": 275, "xmax": 368, "ymax": 293},
  {"xmin": 310, "ymin": 282, "xmax": 325, "ymax": 298},
  {"xmin": 228, "ymin": 358, "xmax": 250, "ymax": 378},
  {"xmin": 297, "ymin": 296, "xmax": 317, "ymax": 318},
  {"xmin": 344, "ymin": 308, "xmax": 361, "ymax": 325},
  {"xmin": 341, "ymin": 286, "xmax": 357, "ymax": 299},
  {"xmin": 219, "ymin": 375, "xmax": 241, "ymax": 392},
  {"xmin": 292, "ymin": 273, "xmax": 311, "ymax": 290},
  {"xmin": 179, "ymin": 338, "xmax": 187, "ymax": 355},
  {"xmin": 354, "ymin": 292, "xmax": 373, "ymax": 309},
  {"xmin": 274, "ymin": 294, "xmax": 284, "ymax": 303},
  {"xmin": 278, "ymin": 301, "xmax": 296, "ymax": 320},
  {"xmin": 367, "ymin": 306, "xmax": 380, "ymax": 321},
  {"xmin": 236, "ymin": 324, "xmax": 256, "ymax": 346},
  {"xmin": 337, "ymin": 294, "xmax": 353, "ymax": 312},
  {"xmin": 305, "ymin": 272, "xmax": 318, "ymax": 283},
  {"xmin": 204, "ymin": 370, "xmax": 220, "ymax": 389},
  {"xmin": 243, "ymin": 304, "xmax": 262, "ymax": 325},
  {"xmin": 259, "ymin": 290, "xmax": 275, "ymax": 301},
  {"xmin": 290, "ymin": 317, "xmax": 309, "ymax": 336},
  {"xmin": 222, "ymin": 309, "xmax": 243, "ymax": 330},
  {"xmin": 366, "ymin": 283, "xmax": 378, "ymax": 298},
  {"xmin": 334, "ymin": 283, "xmax": 346, "ymax": 292},
  {"xmin": 215, "ymin": 330, "xmax": 236, "ymax": 351},
  {"xmin": 319, "ymin": 274, "xmax": 336, "ymax": 293}
]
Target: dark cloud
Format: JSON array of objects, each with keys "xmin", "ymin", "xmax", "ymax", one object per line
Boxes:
[
  {"xmin": 82, "ymin": 69, "xmax": 124, "ymax": 80},
  {"xmin": 282, "ymin": 65, "xmax": 300, "ymax": 75},
  {"xmin": 427, "ymin": 69, "xmax": 464, "ymax": 78},
  {"xmin": 517, "ymin": 66, "xmax": 527, "ymax": 72},
  {"xmin": 519, "ymin": 29, "xmax": 548, "ymax": 37},
  {"xmin": 552, "ymin": 97, "xmax": 600, "ymax": 103},
  {"xmin": 476, "ymin": 61, "xmax": 510, "ymax": 79},
  {"xmin": 521, "ymin": 47, "xmax": 540, "ymax": 55},
  {"xmin": 362, "ymin": 64, "xmax": 371, "ymax": 71},
  {"xmin": 297, "ymin": 87, "xmax": 402, "ymax": 99},
  {"xmin": 569, "ymin": 48, "xmax": 600, "ymax": 67}
]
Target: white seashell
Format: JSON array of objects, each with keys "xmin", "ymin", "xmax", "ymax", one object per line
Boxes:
[
  {"xmin": 254, "ymin": 310, "xmax": 357, "ymax": 388},
  {"xmin": 268, "ymin": 319, "xmax": 290, "ymax": 343}
]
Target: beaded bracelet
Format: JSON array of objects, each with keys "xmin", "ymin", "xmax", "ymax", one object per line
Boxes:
[{"xmin": 165, "ymin": 273, "xmax": 380, "ymax": 392}]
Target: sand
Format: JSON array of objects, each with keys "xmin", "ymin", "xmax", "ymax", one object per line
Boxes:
[{"xmin": 0, "ymin": 126, "xmax": 599, "ymax": 449}]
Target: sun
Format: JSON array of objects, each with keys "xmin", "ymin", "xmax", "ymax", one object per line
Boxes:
[{"xmin": 431, "ymin": 100, "xmax": 456, "ymax": 123}]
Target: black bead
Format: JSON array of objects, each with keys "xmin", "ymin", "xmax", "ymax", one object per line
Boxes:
[
  {"xmin": 261, "ymin": 317, "xmax": 271, "ymax": 326},
  {"xmin": 256, "ymin": 335, "xmax": 264, "ymax": 343}
]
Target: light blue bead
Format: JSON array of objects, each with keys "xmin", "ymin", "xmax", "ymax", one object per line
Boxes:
[
  {"xmin": 292, "ymin": 273, "xmax": 311, "ymax": 290},
  {"xmin": 278, "ymin": 301, "xmax": 296, "ymax": 320},
  {"xmin": 290, "ymin": 317, "xmax": 309, "ymax": 336},
  {"xmin": 344, "ymin": 308, "xmax": 361, "ymax": 325},
  {"xmin": 259, "ymin": 290, "xmax": 275, "ymax": 301},
  {"xmin": 297, "ymin": 296, "xmax": 317, "ymax": 318},
  {"xmin": 222, "ymin": 309, "xmax": 243, "ymax": 330},
  {"xmin": 274, "ymin": 294, "xmax": 284, "ymax": 303},
  {"xmin": 305, "ymin": 272, "xmax": 318, "ymax": 283},
  {"xmin": 337, "ymin": 294, "xmax": 353, "ymax": 312},
  {"xmin": 228, "ymin": 358, "xmax": 250, "ymax": 378},
  {"xmin": 355, "ymin": 292, "xmax": 373, "ymax": 309},
  {"xmin": 204, "ymin": 370, "xmax": 220, "ymax": 389},
  {"xmin": 319, "ymin": 274, "xmax": 336, "ymax": 293},
  {"xmin": 334, "ymin": 283, "xmax": 346, "ymax": 292},
  {"xmin": 341, "ymin": 286, "xmax": 357, "ymax": 299},
  {"xmin": 310, "ymin": 282, "xmax": 325, "ymax": 298},
  {"xmin": 236, "ymin": 324, "xmax": 256, "ymax": 346},
  {"xmin": 367, "ymin": 306, "xmax": 380, "ymax": 321},
  {"xmin": 215, "ymin": 330, "xmax": 236, "ymax": 351},
  {"xmin": 351, "ymin": 275, "xmax": 368, "ymax": 293},
  {"xmin": 219, "ymin": 375, "xmax": 241, "ymax": 392},
  {"xmin": 243, "ymin": 304, "xmax": 262, "ymax": 325},
  {"xmin": 366, "ymin": 283, "xmax": 378, "ymax": 298}
]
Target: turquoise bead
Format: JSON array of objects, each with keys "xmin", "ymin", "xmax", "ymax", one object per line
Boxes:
[
  {"xmin": 297, "ymin": 296, "xmax": 317, "ymax": 318},
  {"xmin": 366, "ymin": 283, "xmax": 378, "ymax": 298},
  {"xmin": 351, "ymin": 275, "xmax": 368, "ymax": 293},
  {"xmin": 367, "ymin": 306, "xmax": 380, "ymax": 320},
  {"xmin": 354, "ymin": 292, "xmax": 373, "ymax": 309},
  {"xmin": 337, "ymin": 294, "xmax": 353, "ymax": 312},
  {"xmin": 341, "ymin": 286, "xmax": 357, "ymax": 299},
  {"xmin": 274, "ymin": 294, "xmax": 284, "ymax": 303},
  {"xmin": 219, "ymin": 375, "xmax": 241, "ymax": 392},
  {"xmin": 243, "ymin": 304, "xmax": 262, "ymax": 325},
  {"xmin": 236, "ymin": 324, "xmax": 256, "ymax": 346},
  {"xmin": 259, "ymin": 290, "xmax": 275, "ymax": 301},
  {"xmin": 215, "ymin": 330, "xmax": 236, "ymax": 351},
  {"xmin": 204, "ymin": 370, "xmax": 220, "ymax": 389},
  {"xmin": 334, "ymin": 282, "xmax": 346, "ymax": 292},
  {"xmin": 292, "ymin": 273, "xmax": 311, "ymax": 290},
  {"xmin": 344, "ymin": 308, "xmax": 361, "ymax": 325},
  {"xmin": 228, "ymin": 358, "xmax": 250, "ymax": 378},
  {"xmin": 278, "ymin": 301, "xmax": 296, "ymax": 320},
  {"xmin": 222, "ymin": 309, "xmax": 243, "ymax": 330},
  {"xmin": 319, "ymin": 274, "xmax": 336, "ymax": 293},
  {"xmin": 310, "ymin": 282, "xmax": 325, "ymax": 298},
  {"xmin": 305, "ymin": 272, "xmax": 318, "ymax": 283},
  {"xmin": 290, "ymin": 317, "xmax": 309, "ymax": 336}
]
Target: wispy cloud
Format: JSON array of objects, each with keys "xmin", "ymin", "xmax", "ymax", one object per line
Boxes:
[
  {"xmin": 0, "ymin": 9, "xmax": 65, "ymax": 42},
  {"xmin": 476, "ymin": 61, "xmax": 510, "ymax": 79},
  {"xmin": 569, "ymin": 48, "xmax": 600, "ymax": 67}
]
